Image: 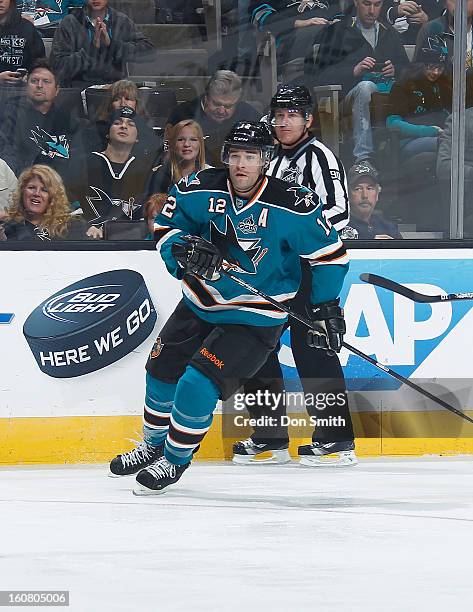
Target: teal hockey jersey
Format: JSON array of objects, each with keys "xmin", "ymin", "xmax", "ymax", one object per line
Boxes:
[{"xmin": 154, "ymin": 168, "xmax": 349, "ymax": 327}]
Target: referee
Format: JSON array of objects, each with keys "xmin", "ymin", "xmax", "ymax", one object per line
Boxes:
[{"xmin": 233, "ymin": 85, "xmax": 356, "ymax": 467}]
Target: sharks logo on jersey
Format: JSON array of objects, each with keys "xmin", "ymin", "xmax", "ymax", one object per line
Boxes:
[
  {"xmin": 86, "ymin": 187, "xmax": 140, "ymax": 222},
  {"xmin": 280, "ymin": 164, "xmax": 302, "ymax": 184},
  {"xmin": 210, "ymin": 215, "xmax": 267, "ymax": 274},
  {"xmin": 293, "ymin": 0, "xmax": 329, "ymax": 13},
  {"xmin": 30, "ymin": 127, "xmax": 70, "ymax": 160},
  {"xmin": 287, "ymin": 186, "xmax": 319, "ymax": 208}
]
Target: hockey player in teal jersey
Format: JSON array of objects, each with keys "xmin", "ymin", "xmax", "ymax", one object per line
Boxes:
[{"xmin": 109, "ymin": 121, "xmax": 349, "ymax": 495}]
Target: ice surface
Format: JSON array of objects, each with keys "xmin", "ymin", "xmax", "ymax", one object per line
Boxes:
[{"xmin": 0, "ymin": 458, "xmax": 472, "ymax": 611}]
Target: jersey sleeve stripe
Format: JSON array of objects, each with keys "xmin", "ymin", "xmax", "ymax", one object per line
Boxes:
[
  {"xmin": 154, "ymin": 226, "xmax": 182, "ymax": 251},
  {"xmin": 310, "ymin": 245, "xmax": 349, "ymax": 266},
  {"xmin": 311, "ymin": 145, "xmax": 349, "ymax": 230}
]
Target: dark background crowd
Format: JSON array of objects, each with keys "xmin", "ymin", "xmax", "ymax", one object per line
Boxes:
[{"xmin": 0, "ymin": 0, "xmax": 471, "ymax": 241}]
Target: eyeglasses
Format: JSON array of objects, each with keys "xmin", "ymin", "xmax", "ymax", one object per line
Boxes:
[
  {"xmin": 425, "ymin": 64, "xmax": 445, "ymax": 72},
  {"xmin": 205, "ymin": 95, "xmax": 238, "ymax": 111}
]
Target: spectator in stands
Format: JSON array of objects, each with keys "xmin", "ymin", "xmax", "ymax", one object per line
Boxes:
[
  {"xmin": 341, "ymin": 161, "xmax": 402, "ymax": 238},
  {"xmin": 1, "ymin": 164, "xmax": 91, "ymax": 240},
  {"xmin": 387, "ymin": 36, "xmax": 451, "ymax": 158},
  {"xmin": 147, "ymin": 119, "xmax": 208, "ymax": 196},
  {"xmin": 18, "ymin": 1, "xmax": 85, "ymax": 28},
  {"xmin": 68, "ymin": 106, "xmax": 152, "ymax": 230},
  {"xmin": 50, "ymin": 0, "xmax": 154, "ymax": 87},
  {"xmin": 0, "ymin": 158, "xmax": 17, "ymax": 219},
  {"xmin": 88, "ymin": 79, "xmax": 158, "ymax": 172},
  {"xmin": 305, "ymin": 0, "xmax": 409, "ymax": 165},
  {"xmin": 249, "ymin": 0, "xmax": 345, "ymax": 65},
  {"xmin": 0, "ymin": 0, "xmax": 45, "ymax": 84},
  {"xmin": 143, "ymin": 192, "xmax": 167, "ymax": 238},
  {"xmin": 382, "ymin": 1, "xmax": 444, "ymax": 45},
  {"xmin": 0, "ymin": 59, "xmax": 85, "ymax": 178},
  {"xmin": 415, "ymin": 0, "xmax": 473, "ymax": 70},
  {"xmin": 437, "ymin": 75, "xmax": 473, "ymax": 235},
  {"xmin": 166, "ymin": 70, "xmax": 261, "ymax": 167}
]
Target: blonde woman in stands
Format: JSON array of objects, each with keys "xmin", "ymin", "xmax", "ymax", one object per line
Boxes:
[
  {"xmin": 146, "ymin": 119, "xmax": 208, "ymax": 196},
  {"xmin": 2, "ymin": 164, "xmax": 93, "ymax": 240}
]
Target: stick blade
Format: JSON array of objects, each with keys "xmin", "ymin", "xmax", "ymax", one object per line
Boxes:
[{"xmin": 360, "ymin": 272, "xmax": 436, "ymax": 302}]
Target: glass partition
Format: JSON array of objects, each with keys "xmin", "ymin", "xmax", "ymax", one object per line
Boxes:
[{"xmin": 0, "ymin": 0, "xmax": 470, "ymax": 245}]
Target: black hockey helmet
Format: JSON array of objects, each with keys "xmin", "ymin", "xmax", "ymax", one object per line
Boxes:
[
  {"xmin": 221, "ymin": 121, "xmax": 275, "ymax": 166},
  {"xmin": 269, "ymin": 85, "xmax": 313, "ymax": 127},
  {"xmin": 270, "ymin": 84, "xmax": 313, "ymax": 111}
]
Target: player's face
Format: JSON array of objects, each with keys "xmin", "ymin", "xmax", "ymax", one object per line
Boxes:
[
  {"xmin": 112, "ymin": 95, "xmax": 137, "ymax": 111},
  {"xmin": 272, "ymin": 109, "xmax": 311, "ymax": 146},
  {"xmin": 109, "ymin": 117, "xmax": 138, "ymax": 145},
  {"xmin": 23, "ymin": 176, "xmax": 50, "ymax": 219},
  {"xmin": 349, "ymin": 180, "xmax": 379, "ymax": 221},
  {"xmin": 204, "ymin": 93, "xmax": 240, "ymax": 123},
  {"xmin": 175, "ymin": 126, "xmax": 200, "ymax": 162},
  {"xmin": 27, "ymin": 68, "xmax": 59, "ymax": 105},
  {"xmin": 228, "ymin": 148, "xmax": 264, "ymax": 195},
  {"xmin": 354, "ymin": 0, "xmax": 382, "ymax": 27}
]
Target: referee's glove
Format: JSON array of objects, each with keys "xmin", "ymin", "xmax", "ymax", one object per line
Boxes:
[
  {"xmin": 306, "ymin": 298, "xmax": 345, "ymax": 355},
  {"xmin": 172, "ymin": 235, "xmax": 223, "ymax": 281}
]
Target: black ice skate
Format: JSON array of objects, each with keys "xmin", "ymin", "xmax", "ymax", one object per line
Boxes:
[
  {"xmin": 232, "ymin": 438, "xmax": 291, "ymax": 465},
  {"xmin": 133, "ymin": 457, "xmax": 190, "ymax": 495},
  {"xmin": 109, "ymin": 441, "xmax": 163, "ymax": 477},
  {"xmin": 298, "ymin": 440, "xmax": 358, "ymax": 467}
]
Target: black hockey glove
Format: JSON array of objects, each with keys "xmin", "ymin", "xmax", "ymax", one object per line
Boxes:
[
  {"xmin": 306, "ymin": 298, "xmax": 346, "ymax": 355},
  {"xmin": 171, "ymin": 235, "xmax": 223, "ymax": 281}
]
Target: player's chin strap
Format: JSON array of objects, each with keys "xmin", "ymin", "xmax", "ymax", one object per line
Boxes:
[{"xmin": 219, "ymin": 266, "xmax": 473, "ymax": 426}]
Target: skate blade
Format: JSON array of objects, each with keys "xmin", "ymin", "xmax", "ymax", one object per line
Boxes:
[
  {"xmin": 108, "ymin": 471, "xmax": 134, "ymax": 478},
  {"xmin": 299, "ymin": 450, "xmax": 358, "ymax": 468},
  {"xmin": 133, "ymin": 483, "xmax": 167, "ymax": 496},
  {"xmin": 232, "ymin": 449, "xmax": 291, "ymax": 465}
]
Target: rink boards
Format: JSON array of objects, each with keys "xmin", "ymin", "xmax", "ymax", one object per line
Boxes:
[{"xmin": 1, "ymin": 249, "xmax": 473, "ymax": 464}]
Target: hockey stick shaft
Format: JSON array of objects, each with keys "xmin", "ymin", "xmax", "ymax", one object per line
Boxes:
[
  {"xmin": 222, "ymin": 269, "xmax": 473, "ymax": 425},
  {"xmin": 360, "ymin": 273, "xmax": 473, "ymax": 303}
]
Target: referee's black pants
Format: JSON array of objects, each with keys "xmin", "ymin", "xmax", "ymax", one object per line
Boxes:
[{"xmin": 243, "ymin": 260, "xmax": 355, "ymax": 445}]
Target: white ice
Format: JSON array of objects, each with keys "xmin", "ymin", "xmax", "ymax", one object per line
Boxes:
[{"xmin": 1, "ymin": 458, "xmax": 472, "ymax": 612}]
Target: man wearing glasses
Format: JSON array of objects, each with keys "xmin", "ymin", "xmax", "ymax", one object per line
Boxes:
[{"xmin": 165, "ymin": 70, "xmax": 261, "ymax": 167}]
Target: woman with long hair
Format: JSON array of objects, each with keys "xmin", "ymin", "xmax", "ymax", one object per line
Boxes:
[
  {"xmin": 146, "ymin": 119, "xmax": 207, "ymax": 196},
  {"xmin": 386, "ymin": 39, "xmax": 452, "ymax": 158},
  {"xmin": 2, "ymin": 164, "xmax": 91, "ymax": 240},
  {"xmin": 95, "ymin": 79, "xmax": 147, "ymax": 122}
]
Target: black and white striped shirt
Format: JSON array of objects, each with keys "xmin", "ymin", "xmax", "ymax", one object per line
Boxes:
[{"xmin": 267, "ymin": 136, "xmax": 350, "ymax": 231}]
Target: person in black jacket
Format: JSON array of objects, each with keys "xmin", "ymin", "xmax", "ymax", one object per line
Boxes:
[
  {"xmin": 68, "ymin": 106, "xmax": 153, "ymax": 232},
  {"xmin": 249, "ymin": 0, "xmax": 345, "ymax": 65},
  {"xmin": 340, "ymin": 160, "xmax": 402, "ymax": 238},
  {"xmin": 0, "ymin": 59, "xmax": 86, "ymax": 178},
  {"xmin": 50, "ymin": 0, "xmax": 154, "ymax": 87},
  {"xmin": 305, "ymin": 0, "xmax": 409, "ymax": 164},
  {"xmin": 387, "ymin": 37, "xmax": 451, "ymax": 158},
  {"xmin": 0, "ymin": 0, "xmax": 45, "ymax": 85}
]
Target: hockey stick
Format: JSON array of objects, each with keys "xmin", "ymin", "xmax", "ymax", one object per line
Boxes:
[
  {"xmin": 221, "ymin": 268, "xmax": 473, "ymax": 425},
  {"xmin": 360, "ymin": 273, "xmax": 473, "ymax": 303}
]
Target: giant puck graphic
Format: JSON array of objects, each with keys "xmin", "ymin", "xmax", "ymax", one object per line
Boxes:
[{"xmin": 23, "ymin": 270, "xmax": 157, "ymax": 378}]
